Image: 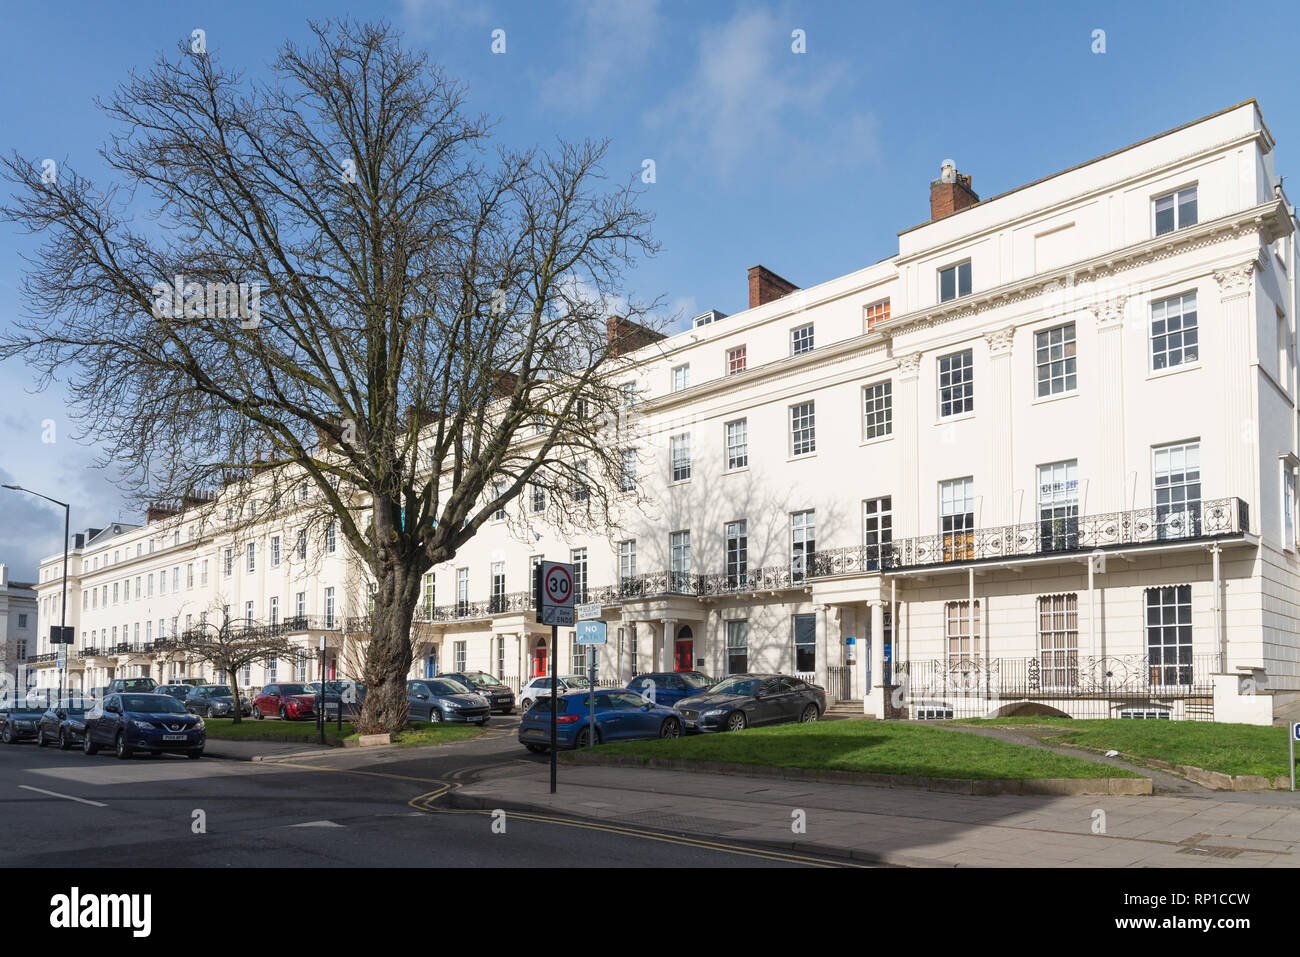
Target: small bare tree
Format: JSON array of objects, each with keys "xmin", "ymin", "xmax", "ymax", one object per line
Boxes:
[
  {"xmin": 175, "ymin": 617, "xmax": 299, "ymax": 724},
  {"xmin": 1, "ymin": 20, "xmax": 663, "ymax": 733}
]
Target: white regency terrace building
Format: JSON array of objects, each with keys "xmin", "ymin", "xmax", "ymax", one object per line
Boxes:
[{"xmin": 29, "ymin": 101, "xmax": 1300, "ymax": 725}]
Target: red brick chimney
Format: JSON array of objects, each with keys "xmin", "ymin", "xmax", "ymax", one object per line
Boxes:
[
  {"xmin": 146, "ymin": 502, "xmax": 178, "ymax": 524},
  {"xmin": 606, "ymin": 316, "xmax": 666, "ymax": 358},
  {"xmin": 747, "ymin": 265, "xmax": 799, "ymax": 309},
  {"xmin": 930, "ymin": 160, "xmax": 979, "ymax": 220}
]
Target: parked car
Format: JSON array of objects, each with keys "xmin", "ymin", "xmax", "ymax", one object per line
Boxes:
[
  {"xmin": 106, "ymin": 677, "xmax": 158, "ymax": 694},
  {"xmin": 156, "ymin": 684, "xmax": 197, "ymax": 704},
  {"xmin": 251, "ymin": 683, "xmax": 317, "ymax": 720},
  {"xmin": 0, "ymin": 697, "xmax": 46, "ymax": 743},
  {"xmin": 83, "ymin": 693, "xmax": 205, "ymax": 759},
  {"xmin": 185, "ymin": 684, "xmax": 252, "ymax": 718},
  {"xmin": 406, "ymin": 678, "xmax": 491, "ymax": 724},
  {"xmin": 674, "ymin": 674, "xmax": 826, "ymax": 733},
  {"xmin": 518, "ymin": 690, "xmax": 681, "ymax": 752},
  {"xmin": 37, "ymin": 698, "xmax": 92, "ymax": 749},
  {"xmin": 177, "ymin": 677, "xmax": 205, "ymax": 686},
  {"xmin": 626, "ymin": 671, "xmax": 716, "ymax": 706},
  {"xmin": 436, "ymin": 671, "xmax": 515, "ymax": 714},
  {"xmin": 307, "ymin": 680, "xmax": 366, "ymax": 721},
  {"xmin": 518, "ymin": 674, "xmax": 591, "ymax": 711}
]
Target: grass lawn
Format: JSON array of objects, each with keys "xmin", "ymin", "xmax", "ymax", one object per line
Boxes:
[
  {"xmin": 201, "ymin": 717, "xmax": 355, "ymax": 743},
  {"xmin": 587, "ymin": 721, "xmax": 1137, "ymax": 780},
  {"xmin": 340, "ymin": 722, "xmax": 483, "ymax": 748},
  {"xmin": 955, "ymin": 718, "xmax": 1292, "ymax": 778}
]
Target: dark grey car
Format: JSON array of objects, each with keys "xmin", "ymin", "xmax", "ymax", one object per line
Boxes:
[
  {"xmin": 37, "ymin": 699, "xmax": 91, "ymax": 749},
  {"xmin": 184, "ymin": 684, "xmax": 252, "ymax": 717},
  {"xmin": 436, "ymin": 671, "xmax": 515, "ymax": 714},
  {"xmin": 406, "ymin": 678, "xmax": 491, "ymax": 724},
  {"xmin": 0, "ymin": 699, "xmax": 46, "ymax": 743},
  {"xmin": 674, "ymin": 674, "xmax": 826, "ymax": 733}
]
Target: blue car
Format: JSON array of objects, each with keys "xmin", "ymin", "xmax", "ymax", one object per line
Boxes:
[
  {"xmin": 626, "ymin": 671, "xmax": 716, "ymax": 707},
  {"xmin": 518, "ymin": 689, "xmax": 682, "ymax": 753},
  {"xmin": 83, "ymin": 692, "xmax": 206, "ymax": 760}
]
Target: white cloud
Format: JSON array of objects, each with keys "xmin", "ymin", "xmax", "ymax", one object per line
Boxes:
[
  {"xmin": 644, "ymin": 8, "xmax": 879, "ymax": 179},
  {"xmin": 539, "ymin": 0, "xmax": 663, "ymax": 110}
]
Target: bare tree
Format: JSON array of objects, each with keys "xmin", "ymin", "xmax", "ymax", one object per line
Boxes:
[
  {"xmin": 0, "ymin": 19, "xmax": 663, "ymax": 733},
  {"xmin": 174, "ymin": 615, "xmax": 300, "ymax": 724}
]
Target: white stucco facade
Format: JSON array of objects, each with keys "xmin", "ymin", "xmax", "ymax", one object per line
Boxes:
[{"xmin": 28, "ymin": 101, "xmax": 1300, "ymax": 724}]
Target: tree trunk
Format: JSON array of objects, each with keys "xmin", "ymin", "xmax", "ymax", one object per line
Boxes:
[{"xmin": 357, "ymin": 564, "xmax": 420, "ymax": 734}]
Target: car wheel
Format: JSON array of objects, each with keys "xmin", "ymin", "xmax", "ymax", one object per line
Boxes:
[
  {"xmin": 83, "ymin": 733, "xmax": 99, "ymax": 756},
  {"xmin": 524, "ymin": 743, "xmax": 547, "ymax": 754},
  {"xmin": 429, "ymin": 709, "xmax": 442, "ymax": 723},
  {"xmin": 726, "ymin": 711, "xmax": 747, "ymax": 732},
  {"xmin": 114, "ymin": 732, "xmax": 132, "ymax": 760},
  {"xmin": 279, "ymin": 706, "xmax": 288, "ymax": 720},
  {"xmin": 800, "ymin": 704, "xmax": 819, "ymax": 723},
  {"xmin": 576, "ymin": 726, "xmax": 599, "ymax": 747},
  {"xmin": 59, "ymin": 730, "xmax": 70, "ymax": 751},
  {"xmin": 659, "ymin": 717, "xmax": 681, "ymax": 739},
  {"xmin": 37, "ymin": 728, "xmax": 48, "ymax": 747},
  {"xmin": 521, "ymin": 698, "xmax": 533, "ymax": 711},
  {"xmin": 253, "ymin": 705, "xmax": 262, "ymax": 720},
  {"xmin": 1, "ymin": 726, "xmax": 13, "ymax": 744}
]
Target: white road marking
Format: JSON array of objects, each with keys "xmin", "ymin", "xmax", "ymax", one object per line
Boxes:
[
  {"xmin": 287, "ymin": 820, "xmax": 344, "ymax": 827},
  {"xmin": 18, "ymin": 785, "xmax": 107, "ymax": 807}
]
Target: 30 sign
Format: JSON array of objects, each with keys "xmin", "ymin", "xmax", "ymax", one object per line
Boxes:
[{"xmin": 535, "ymin": 561, "xmax": 574, "ymax": 626}]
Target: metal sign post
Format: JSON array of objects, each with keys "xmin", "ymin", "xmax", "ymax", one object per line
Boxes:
[
  {"xmin": 1291, "ymin": 722, "xmax": 1299, "ymax": 792},
  {"xmin": 536, "ymin": 561, "xmax": 574, "ymax": 793},
  {"xmin": 575, "ymin": 621, "xmax": 607, "ymax": 749}
]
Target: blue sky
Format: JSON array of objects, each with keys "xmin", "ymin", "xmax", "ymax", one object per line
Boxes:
[{"xmin": 0, "ymin": 0, "xmax": 1294, "ymax": 580}]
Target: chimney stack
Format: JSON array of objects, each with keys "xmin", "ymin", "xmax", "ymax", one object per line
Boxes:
[
  {"xmin": 606, "ymin": 316, "xmax": 666, "ymax": 358},
  {"xmin": 930, "ymin": 160, "xmax": 979, "ymax": 220},
  {"xmin": 747, "ymin": 265, "xmax": 799, "ymax": 309}
]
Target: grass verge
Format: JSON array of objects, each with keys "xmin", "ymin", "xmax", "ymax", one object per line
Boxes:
[
  {"xmin": 955, "ymin": 718, "xmax": 1292, "ymax": 778},
  {"xmin": 589, "ymin": 720, "xmax": 1137, "ymax": 780},
  {"xmin": 200, "ymin": 717, "xmax": 355, "ymax": 743},
  {"xmin": 341, "ymin": 722, "xmax": 483, "ymax": 748}
]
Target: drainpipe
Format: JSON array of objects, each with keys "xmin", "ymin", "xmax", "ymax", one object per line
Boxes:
[
  {"xmin": 890, "ymin": 577, "xmax": 897, "ymax": 687},
  {"xmin": 1088, "ymin": 553, "xmax": 1096, "ymax": 661}
]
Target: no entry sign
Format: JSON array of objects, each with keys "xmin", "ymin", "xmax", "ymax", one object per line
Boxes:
[{"xmin": 535, "ymin": 560, "xmax": 574, "ymax": 626}]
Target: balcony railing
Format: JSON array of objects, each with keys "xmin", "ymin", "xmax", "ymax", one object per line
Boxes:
[{"xmin": 813, "ymin": 497, "xmax": 1249, "ymax": 575}]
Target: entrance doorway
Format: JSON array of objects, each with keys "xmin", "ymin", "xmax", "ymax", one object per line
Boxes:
[
  {"xmin": 532, "ymin": 637, "xmax": 548, "ymax": 677},
  {"xmin": 674, "ymin": 625, "xmax": 694, "ymax": 672}
]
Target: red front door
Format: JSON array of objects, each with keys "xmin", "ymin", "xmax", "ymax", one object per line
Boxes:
[
  {"xmin": 674, "ymin": 640, "xmax": 693, "ymax": 672},
  {"xmin": 533, "ymin": 647, "xmax": 548, "ymax": 677}
]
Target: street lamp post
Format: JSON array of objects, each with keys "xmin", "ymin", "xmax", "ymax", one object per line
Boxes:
[{"xmin": 3, "ymin": 485, "xmax": 69, "ymax": 702}]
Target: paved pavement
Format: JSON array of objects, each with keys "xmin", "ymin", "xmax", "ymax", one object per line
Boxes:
[{"xmin": 455, "ymin": 760, "xmax": 1300, "ymax": 867}]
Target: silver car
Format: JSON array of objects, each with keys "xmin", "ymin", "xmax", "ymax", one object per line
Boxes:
[{"xmin": 405, "ymin": 678, "xmax": 491, "ymax": 725}]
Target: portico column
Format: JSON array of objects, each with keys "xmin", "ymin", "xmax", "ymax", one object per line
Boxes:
[
  {"xmin": 866, "ymin": 600, "xmax": 887, "ymax": 718},
  {"xmin": 814, "ymin": 604, "xmax": 828, "ymax": 687},
  {"xmin": 662, "ymin": 617, "xmax": 676, "ymax": 672}
]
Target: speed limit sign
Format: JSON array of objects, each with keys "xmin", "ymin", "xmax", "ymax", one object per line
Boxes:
[{"xmin": 535, "ymin": 561, "xmax": 575, "ymax": 626}]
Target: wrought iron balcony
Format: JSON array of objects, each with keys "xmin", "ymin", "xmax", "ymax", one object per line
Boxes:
[{"xmin": 812, "ymin": 497, "xmax": 1250, "ymax": 575}]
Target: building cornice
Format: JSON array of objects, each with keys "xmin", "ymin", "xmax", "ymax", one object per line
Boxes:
[{"xmin": 879, "ymin": 199, "xmax": 1292, "ymax": 339}]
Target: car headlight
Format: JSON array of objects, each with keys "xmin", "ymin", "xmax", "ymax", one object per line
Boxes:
[
  {"xmin": 194, "ymin": 718, "xmax": 205, "ymax": 731},
  {"xmin": 445, "ymin": 701, "xmax": 461, "ymax": 709},
  {"xmin": 702, "ymin": 708, "xmax": 728, "ymax": 717},
  {"xmin": 131, "ymin": 719, "xmax": 153, "ymax": 730}
]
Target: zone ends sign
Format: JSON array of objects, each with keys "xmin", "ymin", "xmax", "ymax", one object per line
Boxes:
[{"xmin": 534, "ymin": 560, "xmax": 575, "ymax": 626}]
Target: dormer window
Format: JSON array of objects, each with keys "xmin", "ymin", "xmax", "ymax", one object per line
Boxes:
[{"xmin": 939, "ymin": 261, "xmax": 971, "ymax": 303}]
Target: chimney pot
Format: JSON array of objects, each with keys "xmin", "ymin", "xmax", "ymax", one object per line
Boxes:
[{"xmin": 930, "ymin": 162, "xmax": 979, "ymax": 220}]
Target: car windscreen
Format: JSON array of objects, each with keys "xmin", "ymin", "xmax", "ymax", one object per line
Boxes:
[
  {"xmin": 3, "ymin": 704, "xmax": 44, "ymax": 715},
  {"xmin": 426, "ymin": 679, "xmax": 469, "ymax": 695},
  {"xmin": 681, "ymin": 673, "xmax": 713, "ymax": 689},
  {"xmin": 564, "ymin": 676, "xmax": 591, "ymax": 689},
  {"xmin": 122, "ymin": 695, "xmax": 188, "ymax": 714},
  {"xmin": 120, "ymin": 679, "xmax": 156, "ymax": 690},
  {"xmin": 60, "ymin": 699, "xmax": 93, "ymax": 712},
  {"xmin": 279, "ymin": 684, "xmax": 310, "ymax": 696},
  {"xmin": 203, "ymin": 686, "xmax": 233, "ymax": 697},
  {"xmin": 462, "ymin": 673, "xmax": 497, "ymax": 688},
  {"xmin": 528, "ymin": 697, "xmax": 569, "ymax": 714},
  {"xmin": 710, "ymin": 677, "xmax": 761, "ymax": 696}
]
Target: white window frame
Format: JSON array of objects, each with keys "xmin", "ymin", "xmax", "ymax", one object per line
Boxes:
[
  {"xmin": 1149, "ymin": 291, "xmax": 1199, "ymax": 373},
  {"xmin": 1035, "ymin": 322, "xmax": 1077, "ymax": 398},
  {"xmin": 1152, "ymin": 185, "xmax": 1197, "ymax": 236},
  {"xmin": 938, "ymin": 349, "xmax": 974, "ymax": 418},
  {"xmin": 790, "ymin": 401, "xmax": 816, "ymax": 457},
  {"xmin": 670, "ymin": 433, "xmax": 691, "ymax": 483},
  {"xmin": 725, "ymin": 419, "xmax": 748, "ymax": 471},
  {"xmin": 863, "ymin": 380, "xmax": 892, "ymax": 440},
  {"xmin": 791, "ymin": 322, "xmax": 814, "ymax": 356},
  {"xmin": 671, "ymin": 364, "xmax": 691, "ymax": 393},
  {"xmin": 938, "ymin": 259, "xmax": 971, "ymax": 302}
]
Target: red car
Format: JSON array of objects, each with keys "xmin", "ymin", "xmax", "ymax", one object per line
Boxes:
[{"xmin": 252, "ymin": 683, "xmax": 317, "ymax": 720}]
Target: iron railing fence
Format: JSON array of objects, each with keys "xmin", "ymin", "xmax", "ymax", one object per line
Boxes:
[
  {"xmin": 890, "ymin": 653, "xmax": 1220, "ymax": 721},
  {"xmin": 822, "ymin": 497, "xmax": 1248, "ymax": 574}
]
